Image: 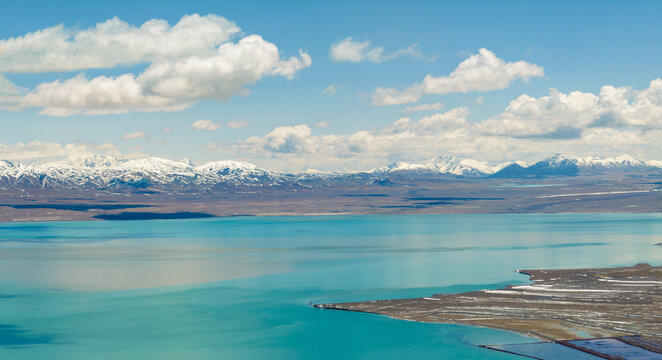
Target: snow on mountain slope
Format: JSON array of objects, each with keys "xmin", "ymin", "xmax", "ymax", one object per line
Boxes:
[
  {"xmin": 427, "ymin": 157, "xmax": 494, "ymax": 176},
  {"xmin": 492, "ymin": 154, "xmax": 662, "ymax": 178},
  {"xmin": 572, "ymin": 154, "xmax": 662, "ymax": 170},
  {"xmin": 371, "ymin": 161, "xmax": 429, "ymax": 173},
  {"xmin": 373, "ymin": 153, "xmax": 662, "ymax": 179},
  {"xmin": 493, "ymin": 161, "xmax": 528, "ymax": 172},
  {"xmin": 0, "ymin": 156, "xmax": 284, "ymax": 190},
  {"xmin": 0, "ymin": 154, "xmax": 660, "ymax": 190},
  {"xmin": 372, "ymin": 157, "xmax": 496, "ymax": 177}
]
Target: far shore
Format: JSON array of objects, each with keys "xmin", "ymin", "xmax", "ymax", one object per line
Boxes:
[{"xmin": 1, "ymin": 176, "xmax": 660, "ymax": 222}]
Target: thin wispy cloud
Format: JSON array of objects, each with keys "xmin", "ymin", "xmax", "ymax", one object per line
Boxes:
[
  {"xmin": 227, "ymin": 119, "xmax": 248, "ymax": 129},
  {"xmin": 330, "ymin": 37, "xmax": 425, "ymax": 63},
  {"xmin": 402, "ymin": 102, "xmax": 444, "ymax": 114},
  {"xmin": 322, "ymin": 84, "xmax": 339, "ymax": 95},
  {"xmin": 122, "ymin": 131, "xmax": 147, "ymax": 140},
  {"xmin": 0, "ymin": 141, "xmax": 123, "ymax": 163}
]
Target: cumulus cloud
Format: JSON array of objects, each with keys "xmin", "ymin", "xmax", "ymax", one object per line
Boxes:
[
  {"xmin": 191, "ymin": 120, "xmax": 220, "ymax": 131},
  {"xmin": 479, "ymin": 79, "xmax": 662, "ymax": 138},
  {"xmin": 322, "ymin": 84, "xmax": 339, "ymax": 95},
  {"xmin": 21, "ymin": 74, "xmax": 189, "ymax": 116},
  {"xmin": 0, "ymin": 15, "xmax": 311, "ymax": 116},
  {"xmin": 0, "ymin": 14, "xmax": 240, "ymax": 73},
  {"xmin": 208, "ymin": 108, "xmax": 475, "ymax": 170},
  {"xmin": 207, "ymin": 79, "xmax": 662, "ymax": 171},
  {"xmin": 122, "ymin": 131, "xmax": 147, "ymax": 140},
  {"xmin": 261, "ymin": 124, "xmax": 312, "ymax": 153},
  {"xmin": 227, "ymin": 119, "xmax": 248, "ymax": 128},
  {"xmin": 330, "ymin": 37, "xmax": 423, "ymax": 63},
  {"xmin": 271, "ymin": 49, "xmax": 312, "ymax": 79},
  {"xmin": 314, "ymin": 121, "xmax": 329, "ymax": 128},
  {"xmin": 371, "ymin": 48, "xmax": 544, "ymax": 105},
  {"xmin": 161, "ymin": 127, "xmax": 173, "ymax": 133},
  {"xmin": 402, "ymin": 102, "xmax": 444, "ymax": 114}
]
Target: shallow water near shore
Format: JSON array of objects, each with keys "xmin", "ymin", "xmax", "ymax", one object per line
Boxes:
[{"xmin": 0, "ymin": 214, "xmax": 661, "ymax": 359}]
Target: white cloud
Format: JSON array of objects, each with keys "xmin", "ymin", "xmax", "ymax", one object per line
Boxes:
[
  {"xmin": 227, "ymin": 119, "xmax": 248, "ymax": 128},
  {"xmin": 322, "ymin": 84, "xmax": 339, "ymax": 95},
  {"xmin": 478, "ymin": 89, "xmax": 597, "ymax": 138},
  {"xmin": 0, "ymin": 75, "xmax": 21, "ymax": 108},
  {"xmin": 0, "ymin": 14, "xmax": 240, "ymax": 73},
  {"xmin": 314, "ymin": 121, "xmax": 329, "ymax": 128},
  {"xmin": 122, "ymin": 131, "xmax": 147, "ymax": 140},
  {"xmin": 479, "ymin": 79, "xmax": 662, "ymax": 138},
  {"xmin": 262, "ymin": 124, "xmax": 312, "ymax": 153},
  {"xmin": 402, "ymin": 102, "xmax": 444, "ymax": 114},
  {"xmin": 330, "ymin": 37, "xmax": 423, "ymax": 63},
  {"xmin": 208, "ymin": 108, "xmax": 474, "ymax": 170},
  {"xmin": 191, "ymin": 120, "xmax": 220, "ymax": 131},
  {"xmin": 0, "ymin": 16, "xmax": 311, "ymax": 116},
  {"xmin": 271, "ymin": 49, "xmax": 312, "ymax": 79},
  {"xmin": 474, "ymin": 96, "xmax": 484, "ymax": 105},
  {"xmin": 0, "ymin": 75, "xmax": 19, "ymax": 94},
  {"xmin": 0, "ymin": 141, "xmax": 123, "ymax": 163},
  {"xmin": 21, "ymin": 74, "xmax": 188, "ymax": 116},
  {"xmin": 371, "ymin": 48, "xmax": 544, "ymax": 105},
  {"xmin": 161, "ymin": 127, "xmax": 173, "ymax": 133},
  {"xmin": 207, "ymin": 79, "xmax": 662, "ymax": 171}
]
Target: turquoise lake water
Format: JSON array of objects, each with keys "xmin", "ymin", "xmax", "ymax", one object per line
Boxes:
[{"xmin": 1, "ymin": 214, "xmax": 661, "ymax": 359}]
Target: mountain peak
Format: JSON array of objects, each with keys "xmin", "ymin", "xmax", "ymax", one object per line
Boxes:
[
  {"xmin": 195, "ymin": 160, "xmax": 261, "ymax": 172},
  {"xmin": 427, "ymin": 156, "xmax": 493, "ymax": 176}
]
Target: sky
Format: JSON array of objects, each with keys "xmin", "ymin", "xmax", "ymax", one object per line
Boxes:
[{"xmin": 1, "ymin": 0, "xmax": 661, "ymax": 171}]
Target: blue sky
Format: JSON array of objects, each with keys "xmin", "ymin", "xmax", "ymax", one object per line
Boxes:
[{"xmin": 1, "ymin": 0, "xmax": 661, "ymax": 171}]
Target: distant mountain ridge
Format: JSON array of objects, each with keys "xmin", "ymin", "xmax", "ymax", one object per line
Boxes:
[
  {"xmin": 0, "ymin": 156, "xmax": 291, "ymax": 191},
  {"xmin": 372, "ymin": 154, "xmax": 662, "ymax": 178},
  {"xmin": 0, "ymin": 154, "xmax": 661, "ymax": 191}
]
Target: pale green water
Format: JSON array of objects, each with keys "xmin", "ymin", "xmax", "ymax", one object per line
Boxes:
[{"xmin": 0, "ymin": 214, "xmax": 661, "ymax": 359}]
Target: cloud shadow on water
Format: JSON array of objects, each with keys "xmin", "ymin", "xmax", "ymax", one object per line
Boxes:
[{"xmin": 0, "ymin": 324, "xmax": 57, "ymax": 348}]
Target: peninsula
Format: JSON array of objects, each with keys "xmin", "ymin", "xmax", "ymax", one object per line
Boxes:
[{"xmin": 315, "ymin": 263, "xmax": 662, "ymax": 356}]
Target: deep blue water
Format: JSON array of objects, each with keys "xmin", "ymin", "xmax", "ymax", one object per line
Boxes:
[{"xmin": 0, "ymin": 214, "xmax": 661, "ymax": 359}]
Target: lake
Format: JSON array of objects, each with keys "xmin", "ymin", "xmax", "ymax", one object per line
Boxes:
[{"xmin": 0, "ymin": 214, "xmax": 661, "ymax": 359}]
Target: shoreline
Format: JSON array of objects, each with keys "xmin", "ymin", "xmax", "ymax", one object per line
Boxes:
[
  {"xmin": 314, "ymin": 263, "xmax": 662, "ymax": 346},
  {"xmin": 0, "ymin": 175, "xmax": 660, "ymax": 222},
  {"xmin": 1, "ymin": 208, "xmax": 662, "ymax": 223}
]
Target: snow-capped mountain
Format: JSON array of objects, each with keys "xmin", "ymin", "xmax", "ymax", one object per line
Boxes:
[
  {"xmin": 372, "ymin": 157, "xmax": 495, "ymax": 177},
  {"xmin": 572, "ymin": 154, "xmax": 662, "ymax": 171},
  {"xmin": 0, "ymin": 156, "xmax": 290, "ymax": 192},
  {"xmin": 0, "ymin": 153, "xmax": 660, "ymax": 192},
  {"xmin": 371, "ymin": 154, "xmax": 662, "ymax": 179},
  {"xmin": 371, "ymin": 161, "xmax": 430, "ymax": 173},
  {"xmin": 492, "ymin": 154, "xmax": 662, "ymax": 178},
  {"xmin": 427, "ymin": 157, "xmax": 494, "ymax": 176},
  {"xmin": 492, "ymin": 154, "xmax": 580, "ymax": 177}
]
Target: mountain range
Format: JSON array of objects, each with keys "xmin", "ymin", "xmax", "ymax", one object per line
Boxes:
[
  {"xmin": 1, "ymin": 154, "xmax": 661, "ymax": 192},
  {"xmin": 371, "ymin": 154, "xmax": 662, "ymax": 178}
]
